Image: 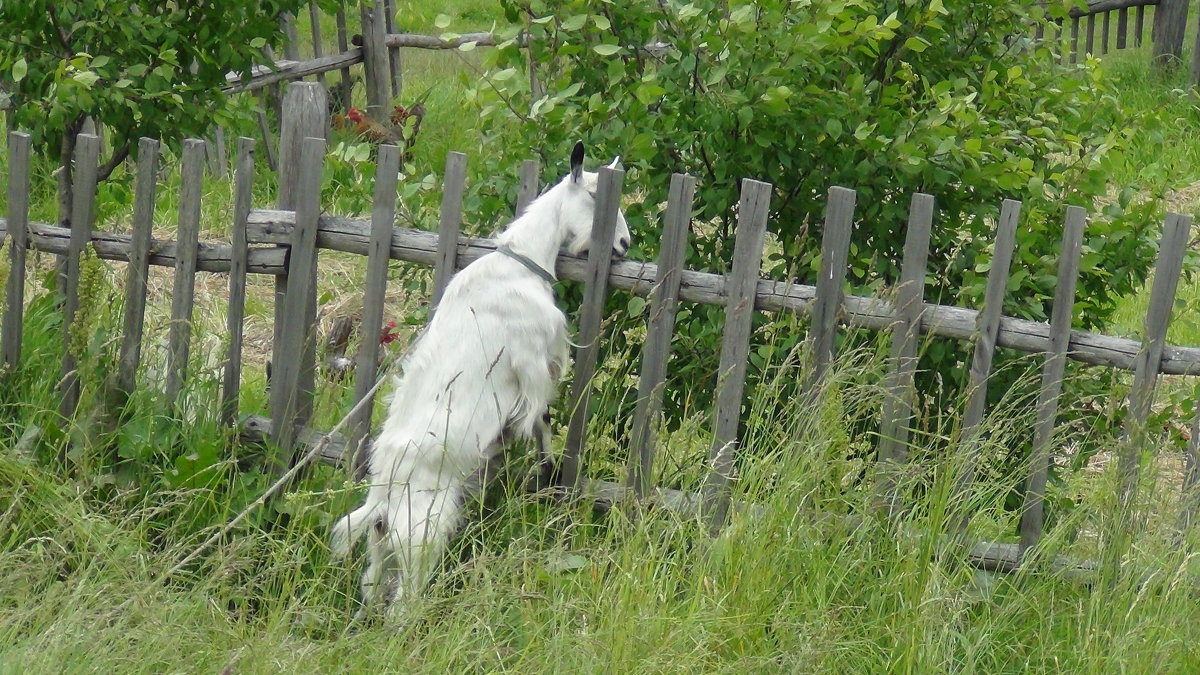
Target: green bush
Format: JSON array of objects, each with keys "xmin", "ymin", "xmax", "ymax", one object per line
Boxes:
[{"xmin": 460, "ymin": 0, "xmax": 1160, "ymax": 439}]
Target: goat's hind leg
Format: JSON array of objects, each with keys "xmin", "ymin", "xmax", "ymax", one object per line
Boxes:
[
  {"xmin": 527, "ymin": 412, "xmax": 562, "ymax": 492},
  {"xmin": 382, "ymin": 478, "xmax": 465, "ymax": 617}
]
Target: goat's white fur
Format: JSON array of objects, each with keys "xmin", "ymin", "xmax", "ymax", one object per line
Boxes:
[{"xmin": 331, "ymin": 144, "xmax": 630, "ymax": 618}]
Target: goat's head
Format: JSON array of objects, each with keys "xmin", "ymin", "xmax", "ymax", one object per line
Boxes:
[{"xmin": 557, "ymin": 142, "xmax": 632, "ymax": 259}]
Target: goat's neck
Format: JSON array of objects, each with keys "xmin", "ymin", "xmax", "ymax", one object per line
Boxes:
[{"xmin": 496, "ymin": 186, "xmax": 569, "ymax": 278}]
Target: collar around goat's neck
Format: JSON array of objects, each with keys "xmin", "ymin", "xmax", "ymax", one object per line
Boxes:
[{"xmin": 497, "ymin": 245, "xmax": 558, "ymax": 291}]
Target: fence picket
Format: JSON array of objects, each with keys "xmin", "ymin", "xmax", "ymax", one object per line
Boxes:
[
  {"xmin": 516, "ymin": 159, "xmax": 540, "ymax": 216},
  {"xmin": 562, "ymin": 167, "xmax": 625, "ymax": 490},
  {"xmin": 308, "ymin": 2, "xmax": 327, "ymax": 88},
  {"xmin": 349, "ymin": 144, "xmax": 401, "ymax": 480},
  {"xmin": 335, "ymin": 6, "xmax": 352, "ymax": 105},
  {"xmin": 1071, "ymin": 16, "xmax": 1080, "ymax": 63},
  {"xmin": 115, "ymin": 138, "xmax": 160, "ymax": 401},
  {"xmin": 221, "ymin": 138, "xmax": 256, "ymax": 426},
  {"xmin": 876, "ymin": 193, "xmax": 935, "ymax": 515},
  {"xmin": 1087, "ymin": 14, "xmax": 1097, "ymax": 54},
  {"xmin": 2, "ymin": 132, "xmax": 31, "ymax": 371},
  {"xmin": 951, "ymin": 199, "xmax": 1022, "ymax": 530},
  {"xmin": 1103, "ymin": 10, "xmax": 1111, "ymax": 54},
  {"xmin": 270, "ymin": 136, "xmax": 327, "ymax": 459},
  {"xmin": 432, "ymin": 152, "xmax": 467, "ymax": 306},
  {"xmin": 360, "ymin": 1, "xmax": 391, "ymax": 121},
  {"xmin": 59, "ymin": 133, "xmax": 101, "ymax": 421},
  {"xmin": 164, "ymin": 139, "xmax": 206, "ymax": 407},
  {"xmin": 627, "ymin": 173, "xmax": 696, "ymax": 499},
  {"xmin": 383, "ymin": 0, "xmax": 402, "ymax": 96},
  {"xmin": 1119, "ymin": 214, "xmax": 1192, "ymax": 501},
  {"xmin": 1180, "ymin": 384, "xmax": 1200, "ymax": 532},
  {"xmin": 271, "ymin": 82, "xmax": 328, "ymax": 452},
  {"xmin": 701, "ymin": 179, "xmax": 773, "ymax": 531},
  {"xmin": 1018, "ymin": 206, "xmax": 1087, "ymax": 558},
  {"xmin": 1135, "ymin": 5, "xmax": 1145, "ymax": 46},
  {"xmin": 809, "ymin": 186, "xmax": 857, "ymax": 391},
  {"xmin": 1117, "ymin": 7, "xmax": 1129, "ymax": 48}
]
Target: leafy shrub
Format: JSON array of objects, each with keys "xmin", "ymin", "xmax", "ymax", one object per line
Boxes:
[{"xmin": 460, "ymin": 0, "xmax": 1160, "ymax": 440}]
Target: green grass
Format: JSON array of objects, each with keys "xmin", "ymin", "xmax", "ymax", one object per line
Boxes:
[{"xmin": 9, "ymin": 3, "xmax": 1200, "ymax": 672}]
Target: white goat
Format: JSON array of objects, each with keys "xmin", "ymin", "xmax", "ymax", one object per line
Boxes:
[{"xmin": 331, "ymin": 142, "xmax": 630, "ymax": 618}]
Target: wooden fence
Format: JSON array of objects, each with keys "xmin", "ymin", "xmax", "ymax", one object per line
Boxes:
[{"xmin": 4, "ymin": 81, "xmax": 1200, "ymax": 576}]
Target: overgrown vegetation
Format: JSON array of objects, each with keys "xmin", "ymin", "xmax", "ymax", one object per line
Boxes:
[{"xmin": 5, "ymin": 0, "xmax": 1200, "ymax": 671}]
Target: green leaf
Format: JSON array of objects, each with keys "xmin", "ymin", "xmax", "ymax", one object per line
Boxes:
[
  {"xmin": 825, "ymin": 118, "xmax": 843, "ymax": 138},
  {"xmin": 904, "ymin": 37, "xmax": 930, "ymax": 53},
  {"xmin": 593, "ymin": 43, "xmax": 621, "ymax": 56},
  {"xmin": 250, "ymin": 37, "xmax": 267, "ymax": 49},
  {"xmin": 11, "ymin": 58, "xmax": 26, "ymax": 82},
  {"xmin": 561, "ymin": 14, "xmax": 588, "ymax": 31},
  {"xmin": 72, "ymin": 71, "xmax": 101, "ymax": 88},
  {"xmin": 434, "ymin": 14, "xmax": 451, "ymax": 29},
  {"xmin": 627, "ymin": 296, "xmax": 646, "ymax": 315},
  {"xmin": 593, "ymin": 14, "xmax": 611, "ymax": 31}
]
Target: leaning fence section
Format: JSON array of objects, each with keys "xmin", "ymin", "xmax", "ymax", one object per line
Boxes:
[{"xmin": 3, "ymin": 80, "xmax": 1200, "ymax": 578}]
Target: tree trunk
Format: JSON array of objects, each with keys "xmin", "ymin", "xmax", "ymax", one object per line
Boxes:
[{"xmin": 1153, "ymin": 0, "xmax": 1190, "ymax": 71}]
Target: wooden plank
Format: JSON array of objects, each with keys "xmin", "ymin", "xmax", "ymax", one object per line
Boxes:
[
  {"xmin": 115, "ymin": 138, "xmax": 160, "ymax": 399},
  {"xmin": 1193, "ymin": 10, "xmax": 1200, "ymax": 89},
  {"xmin": 1071, "ymin": 16, "xmax": 1080, "ymax": 63},
  {"xmin": 0, "ymin": 219, "xmax": 287, "ymax": 274},
  {"xmin": 1117, "ymin": 7, "xmax": 1129, "ymax": 48},
  {"xmin": 1018, "ymin": 206, "xmax": 1087, "ymax": 558},
  {"xmin": 335, "ymin": 6, "xmax": 353, "ymax": 106},
  {"xmin": 626, "ymin": 173, "xmax": 696, "ymax": 498},
  {"xmin": 1087, "ymin": 13, "xmax": 1097, "ymax": 55},
  {"xmin": 383, "ymin": 0, "xmax": 402, "ymax": 97},
  {"xmin": 360, "ymin": 1, "xmax": 391, "ymax": 121},
  {"xmin": 59, "ymin": 133, "xmax": 101, "ymax": 420},
  {"xmin": 270, "ymin": 136, "xmax": 326, "ymax": 459},
  {"xmin": 207, "ymin": 126, "xmax": 227, "ymax": 178},
  {"xmin": 255, "ymin": 106, "xmax": 278, "ymax": 172},
  {"xmin": 1103, "ymin": 10, "xmax": 1111, "ymax": 54},
  {"xmin": 282, "ymin": 12, "xmax": 300, "ymax": 61},
  {"xmin": 236, "ymin": 209, "xmax": 1200, "ymax": 376},
  {"xmin": 1136, "ymin": 5, "xmax": 1145, "ymax": 47},
  {"xmin": 164, "ymin": 139, "xmax": 206, "ymax": 407},
  {"xmin": 875, "ymin": 193, "xmax": 935, "ymax": 516},
  {"xmin": 1152, "ymin": 0, "xmax": 1189, "ymax": 70},
  {"xmin": 1118, "ymin": 213, "xmax": 1192, "ymax": 502},
  {"xmin": 307, "ymin": 2, "xmax": 327, "ymax": 88},
  {"xmin": 561, "ymin": 167, "xmax": 626, "ymax": 490},
  {"xmin": 2, "ymin": 132, "xmax": 31, "ymax": 371},
  {"xmin": 515, "ymin": 159, "xmax": 540, "ymax": 216},
  {"xmin": 221, "ymin": 138, "xmax": 255, "ymax": 427},
  {"xmin": 950, "ymin": 199, "xmax": 1022, "ymax": 530},
  {"xmin": 349, "ymin": 143, "xmax": 401, "ymax": 480},
  {"xmin": 431, "ymin": 151, "xmax": 467, "ymax": 306},
  {"xmin": 700, "ymin": 179, "xmax": 773, "ymax": 531},
  {"xmin": 272, "ymin": 82, "xmax": 328, "ymax": 449},
  {"xmin": 225, "ymin": 51, "xmax": 364, "ymax": 93},
  {"xmin": 808, "ymin": 186, "xmax": 857, "ymax": 390}
]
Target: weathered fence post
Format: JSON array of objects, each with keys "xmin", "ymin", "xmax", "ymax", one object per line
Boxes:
[
  {"xmin": 1117, "ymin": 214, "xmax": 1191, "ymax": 506},
  {"xmin": 349, "ymin": 144, "xmax": 401, "ymax": 480},
  {"xmin": 1152, "ymin": 0, "xmax": 1189, "ymax": 71},
  {"xmin": 431, "ymin": 152, "xmax": 467, "ymax": 306},
  {"xmin": 875, "ymin": 193, "xmax": 935, "ymax": 516},
  {"xmin": 383, "ymin": 0, "xmax": 403, "ymax": 97},
  {"xmin": 627, "ymin": 173, "xmax": 696, "ymax": 499},
  {"xmin": 308, "ymin": 2, "xmax": 328, "ymax": 89},
  {"xmin": 950, "ymin": 199, "xmax": 1022, "ymax": 531},
  {"xmin": 360, "ymin": 1, "xmax": 392, "ymax": 122},
  {"xmin": 515, "ymin": 159, "xmax": 540, "ymax": 216},
  {"xmin": 1087, "ymin": 13, "xmax": 1097, "ymax": 55},
  {"xmin": 1018, "ymin": 206, "xmax": 1086, "ymax": 560},
  {"xmin": 221, "ymin": 138, "xmax": 256, "ymax": 426},
  {"xmin": 114, "ymin": 139, "xmax": 160, "ymax": 403},
  {"xmin": 1117, "ymin": 7, "xmax": 1129, "ymax": 49},
  {"xmin": 270, "ymin": 136, "xmax": 327, "ymax": 461},
  {"xmin": 270, "ymin": 82, "xmax": 329, "ymax": 469},
  {"xmin": 59, "ymin": 133, "xmax": 100, "ymax": 422},
  {"xmin": 335, "ymin": 5, "xmax": 354, "ymax": 107},
  {"xmin": 700, "ymin": 179, "xmax": 772, "ymax": 532},
  {"xmin": 164, "ymin": 139, "xmax": 206, "ymax": 408},
  {"xmin": 561, "ymin": 167, "xmax": 626, "ymax": 491},
  {"xmin": 2, "ymin": 132, "xmax": 32, "ymax": 372},
  {"xmin": 808, "ymin": 186, "xmax": 857, "ymax": 392}
]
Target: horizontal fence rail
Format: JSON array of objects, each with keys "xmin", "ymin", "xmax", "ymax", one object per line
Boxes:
[{"xmin": 5, "ymin": 212, "xmax": 1199, "ymax": 377}]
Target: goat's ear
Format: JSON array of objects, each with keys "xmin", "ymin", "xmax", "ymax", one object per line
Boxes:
[
  {"xmin": 608, "ymin": 156, "xmax": 622, "ymax": 170},
  {"xmin": 570, "ymin": 141, "xmax": 585, "ymax": 183}
]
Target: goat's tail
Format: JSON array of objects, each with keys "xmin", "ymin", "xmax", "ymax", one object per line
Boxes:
[{"xmin": 329, "ymin": 502, "xmax": 380, "ymax": 557}]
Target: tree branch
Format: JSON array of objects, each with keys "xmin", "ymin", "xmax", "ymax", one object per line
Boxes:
[{"xmin": 97, "ymin": 143, "xmax": 131, "ymax": 182}]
